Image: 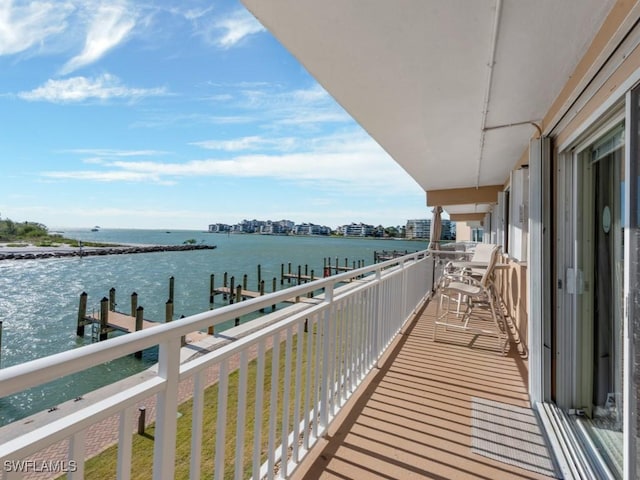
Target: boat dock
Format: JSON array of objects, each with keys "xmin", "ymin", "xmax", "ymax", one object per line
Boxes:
[
  {"xmin": 74, "ymin": 256, "xmax": 366, "ymax": 351},
  {"xmin": 76, "ymin": 286, "xmax": 209, "ymax": 356},
  {"xmin": 374, "ymin": 249, "xmax": 415, "ymax": 262}
]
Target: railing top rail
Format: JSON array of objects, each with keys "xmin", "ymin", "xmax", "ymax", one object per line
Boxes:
[{"xmin": 0, "ymin": 249, "xmax": 431, "ymax": 396}]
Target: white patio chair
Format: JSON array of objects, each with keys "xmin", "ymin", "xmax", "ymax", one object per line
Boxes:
[
  {"xmin": 437, "ymin": 243, "xmax": 500, "ymax": 317},
  {"xmin": 434, "ymin": 244, "xmax": 509, "ymax": 354}
]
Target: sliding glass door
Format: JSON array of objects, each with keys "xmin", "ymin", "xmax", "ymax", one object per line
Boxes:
[
  {"xmin": 575, "ymin": 123, "xmax": 625, "ymax": 477},
  {"xmin": 625, "ymin": 86, "xmax": 639, "ymax": 480}
]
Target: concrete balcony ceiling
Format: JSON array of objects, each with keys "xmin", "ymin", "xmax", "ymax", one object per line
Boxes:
[{"xmin": 241, "ymin": 0, "xmax": 617, "ymax": 211}]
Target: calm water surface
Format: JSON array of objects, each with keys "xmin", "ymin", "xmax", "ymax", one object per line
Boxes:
[{"xmin": 0, "ymin": 229, "xmax": 425, "ymax": 425}]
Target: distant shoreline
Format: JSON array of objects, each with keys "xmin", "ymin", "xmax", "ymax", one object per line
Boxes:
[{"xmin": 0, "ymin": 243, "xmax": 217, "ymax": 261}]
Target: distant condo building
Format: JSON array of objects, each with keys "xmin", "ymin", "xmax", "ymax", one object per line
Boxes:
[
  {"xmin": 209, "ymin": 219, "xmax": 329, "ymax": 235},
  {"xmin": 405, "ymin": 219, "xmax": 430, "ymax": 239},
  {"xmin": 405, "ymin": 219, "xmax": 455, "ymax": 240},
  {"xmin": 338, "ymin": 222, "xmax": 375, "ymax": 237},
  {"xmin": 210, "ymin": 218, "xmax": 454, "ymax": 239},
  {"xmin": 292, "ymin": 223, "xmax": 331, "ymax": 235},
  {"xmin": 208, "ymin": 223, "xmax": 231, "ymax": 233},
  {"xmin": 260, "ymin": 220, "xmax": 295, "ymax": 235}
]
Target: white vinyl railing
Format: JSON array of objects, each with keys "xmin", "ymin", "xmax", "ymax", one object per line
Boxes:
[{"xmin": 0, "ymin": 250, "xmax": 435, "ymax": 480}]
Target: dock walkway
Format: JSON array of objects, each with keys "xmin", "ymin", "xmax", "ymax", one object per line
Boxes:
[{"xmin": 83, "ymin": 310, "xmax": 210, "ymax": 344}]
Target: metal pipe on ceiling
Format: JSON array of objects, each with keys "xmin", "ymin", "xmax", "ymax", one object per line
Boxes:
[{"xmin": 475, "ymin": 0, "xmax": 503, "ymax": 189}]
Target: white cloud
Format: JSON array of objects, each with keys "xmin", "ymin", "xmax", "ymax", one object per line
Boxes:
[
  {"xmin": 0, "ymin": 0, "xmax": 74, "ymax": 55},
  {"xmin": 18, "ymin": 73, "xmax": 167, "ymax": 102},
  {"xmin": 41, "ymin": 131, "xmax": 420, "ymax": 194},
  {"xmin": 241, "ymin": 85, "xmax": 351, "ymax": 127},
  {"xmin": 42, "ymin": 169, "xmax": 176, "ymax": 185},
  {"xmin": 212, "ymin": 9, "xmax": 264, "ymax": 49},
  {"xmin": 60, "ymin": 2, "xmax": 136, "ymax": 74},
  {"xmin": 182, "ymin": 6, "xmax": 214, "ymax": 21},
  {"xmin": 191, "ymin": 136, "xmax": 296, "ymax": 152},
  {"xmin": 67, "ymin": 148, "xmax": 168, "ymax": 157}
]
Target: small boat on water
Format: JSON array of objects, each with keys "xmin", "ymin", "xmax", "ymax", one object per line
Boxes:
[{"xmin": 91, "ymin": 226, "xmax": 100, "ymax": 232}]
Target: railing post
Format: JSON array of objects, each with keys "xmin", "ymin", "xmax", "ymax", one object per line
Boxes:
[{"xmin": 152, "ymin": 338, "xmax": 181, "ymax": 480}]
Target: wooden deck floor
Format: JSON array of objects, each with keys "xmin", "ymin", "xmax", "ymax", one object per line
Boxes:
[{"xmin": 292, "ymin": 294, "xmax": 557, "ymax": 480}]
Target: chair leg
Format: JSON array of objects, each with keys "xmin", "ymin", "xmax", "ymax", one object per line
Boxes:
[{"xmin": 487, "ymin": 292, "xmax": 508, "ymax": 355}]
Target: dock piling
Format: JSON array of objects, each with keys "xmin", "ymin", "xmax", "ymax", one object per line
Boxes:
[
  {"xmin": 272, "ymin": 278, "xmax": 277, "ymax": 311},
  {"xmin": 99, "ymin": 297, "xmax": 109, "ymax": 341},
  {"xmin": 137, "ymin": 407, "xmax": 146, "ymax": 435},
  {"xmin": 77, "ymin": 292, "xmax": 88, "ymax": 337},
  {"xmin": 257, "ymin": 264, "xmax": 262, "ymax": 289},
  {"xmin": 165, "ymin": 299, "xmax": 173, "ymax": 323},
  {"xmin": 229, "ymin": 276, "xmax": 235, "ymax": 304},
  {"xmin": 308, "ymin": 271, "xmax": 315, "ymax": 298},
  {"xmin": 259, "ymin": 280, "xmax": 265, "ymax": 312},
  {"xmin": 235, "ymin": 284, "xmax": 242, "ymax": 326},
  {"xmin": 135, "ymin": 306, "xmax": 144, "ymax": 359},
  {"xmin": 223, "ymin": 272, "xmax": 228, "ymax": 300},
  {"xmin": 209, "ymin": 274, "xmax": 215, "ymax": 304},
  {"xmin": 130, "ymin": 292, "xmax": 138, "ymax": 318},
  {"xmin": 109, "ymin": 288, "xmax": 116, "ymax": 312},
  {"xmin": 168, "ymin": 276, "xmax": 175, "ymax": 303}
]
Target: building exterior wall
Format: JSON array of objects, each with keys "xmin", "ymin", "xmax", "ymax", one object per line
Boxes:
[{"xmin": 455, "ymin": 222, "xmax": 472, "ymax": 241}]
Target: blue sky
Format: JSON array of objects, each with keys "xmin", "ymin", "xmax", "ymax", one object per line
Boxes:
[{"xmin": 0, "ymin": 0, "xmax": 428, "ymax": 230}]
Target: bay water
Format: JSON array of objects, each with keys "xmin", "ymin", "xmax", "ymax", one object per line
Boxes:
[{"xmin": 0, "ymin": 229, "xmax": 425, "ymax": 426}]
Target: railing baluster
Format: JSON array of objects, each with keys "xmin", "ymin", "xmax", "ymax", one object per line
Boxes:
[
  {"xmin": 68, "ymin": 429, "xmax": 86, "ymax": 479},
  {"xmin": 280, "ymin": 326, "xmax": 293, "ymax": 477},
  {"xmin": 234, "ymin": 351, "xmax": 248, "ymax": 480},
  {"xmin": 303, "ymin": 313, "xmax": 314, "ymax": 450},
  {"xmin": 339, "ymin": 296, "xmax": 349, "ymax": 404},
  {"xmin": 267, "ymin": 334, "xmax": 280, "ymax": 479},
  {"xmin": 214, "ymin": 358, "xmax": 229, "ymax": 479},
  {"xmin": 292, "ymin": 317, "xmax": 304, "ymax": 463},
  {"xmin": 153, "ymin": 338, "xmax": 181, "ymax": 480},
  {"xmin": 252, "ymin": 340, "xmax": 266, "ymax": 480},
  {"xmin": 374, "ymin": 269, "xmax": 382, "ymax": 364},
  {"xmin": 117, "ymin": 407, "xmax": 134, "ymax": 480},
  {"xmin": 190, "ymin": 370, "xmax": 206, "ymax": 480},
  {"xmin": 349, "ymin": 292, "xmax": 358, "ymax": 392},
  {"xmin": 320, "ymin": 284, "xmax": 333, "ymax": 432}
]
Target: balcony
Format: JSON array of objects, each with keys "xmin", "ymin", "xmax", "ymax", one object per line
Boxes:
[{"xmin": 0, "ymin": 250, "xmax": 556, "ymax": 479}]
